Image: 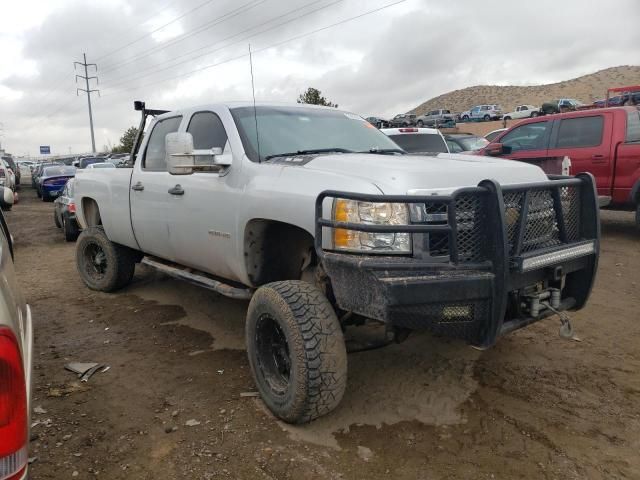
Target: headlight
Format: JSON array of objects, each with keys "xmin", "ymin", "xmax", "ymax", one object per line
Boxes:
[{"xmin": 332, "ymin": 199, "xmax": 411, "ymax": 253}]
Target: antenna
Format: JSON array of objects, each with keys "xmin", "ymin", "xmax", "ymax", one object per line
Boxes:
[{"xmin": 248, "ymin": 44, "xmax": 261, "ymax": 163}]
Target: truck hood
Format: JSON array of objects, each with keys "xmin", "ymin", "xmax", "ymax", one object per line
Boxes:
[{"xmin": 298, "ymin": 152, "xmax": 549, "ymax": 194}]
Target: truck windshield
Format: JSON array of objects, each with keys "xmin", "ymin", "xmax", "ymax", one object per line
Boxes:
[{"xmin": 231, "ymin": 106, "xmax": 402, "ymax": 162}]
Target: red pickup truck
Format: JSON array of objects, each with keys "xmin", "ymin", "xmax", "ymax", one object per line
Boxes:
[{"xmin": 478, "ymin": 106, "xmax": 640, "ymax": 226}]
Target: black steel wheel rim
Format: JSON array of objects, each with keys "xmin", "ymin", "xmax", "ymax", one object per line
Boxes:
[
  {"xmin": 255, "ymin": 314, "xmax": 291, "ymax": 396},
  {"xmin": 83, "ymin": 242, "xmax": 107, "ymax": 280}
]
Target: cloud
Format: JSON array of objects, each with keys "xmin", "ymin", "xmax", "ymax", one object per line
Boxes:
[{"xmin": 0, "ymin": 0, "xmax": 638, "ymax": 155}]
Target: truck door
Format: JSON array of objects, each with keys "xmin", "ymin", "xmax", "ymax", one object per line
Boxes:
[
  {"xmin": 130, "ymin": 115, "xmax": 182, "ymax": 261},
  {"xmin": 166, "ymin": 110, "xmax": 240, "ymax": 282},
  {"xmin": 547, "ymin": 112, "xmax": 613, "ymax": 196},
  {"xmin": 494, "ymin": 120, "xmax": 552, "ymax": 170}
]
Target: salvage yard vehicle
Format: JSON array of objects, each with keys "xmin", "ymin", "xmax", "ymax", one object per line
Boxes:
[
  {"xmin": 502, "ymin": 105, "xmax": 540, "ymax": 120},
  {"xmin": 1, "ymin": 156, "xmax": 20, "ymax": 187},
  {"xmin": 53, "ymin": 178, "xmax": 80, "ymax": 241},
  {"xmin": 478, "ymin": 106, "xmax": 640, "ymax": 227},
  {"xmin": 0, "ymin": 209, "xmax": 33, "ymax": 480},
  {"xmin": 415, "ymin": 109, "xmax": 456, "ymax": 128},
  {"xmin": 460, "ymin": 104, "xmax": 502, "ymax": 121},
  {"xmin": 365, "ymin": 116, "xmax": 389, "ymax": 129},
  {"xmin": 540, "ymin": 98, "xmax": 583, "ymax": 115},
  {"xmin": 73, "ymin": 101, "xmax": 600, "ymax": 424},
  {"xmin": 0, "ymin": 159, "xmax": 16, "ymax": 211},
  {"xmin": 380, "ymin": 127, "xmax": 449, "ymax": 153},
  {"xmin": 389, "ymin": 113, "xmax": 417, "ymax": 127},
  {"xmin": 36, "ymin": 165, "xmax": 76, "ymax": 201},
  {"xmin": 445, "ymin": 133, "xmax": 489, "ymax": 152}
]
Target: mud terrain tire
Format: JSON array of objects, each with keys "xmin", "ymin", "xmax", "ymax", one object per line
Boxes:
[
  {"xmin": 246, "ymin": 280, "xmax": 347, "ymax": 424},
  {"xmin": 76, "ymin": 226, "xmax": 136, "ymax": 292}
]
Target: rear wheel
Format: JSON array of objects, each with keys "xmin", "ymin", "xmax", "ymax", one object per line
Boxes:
[
  {"xmin": 636, "ymin": 204, "xmax": 640, "ymax": 230},
  {"xmin": 76, "ymin": 226, "xmax": 137, "ymax": 291},
  {"xmin": 483, "ymin": 114, "xmax": 491, "ymax": 121},
  {"xmin": 246, "ymin": 280, "xmax": 347, "ymax": 424},
  {"xmin": 530, "ymin": 111, "xmax": 539, "ymax": 117},
  {"xmin": 462, "ymin": 115, "xmax": 469, "ymax": 121},
  {"xmin": 62, "ymin": 213, "xmax": 79, "ymax": 242},
  {"xmin": 503, "ymin": 116, "xmax": 512, "ymax": 120}
]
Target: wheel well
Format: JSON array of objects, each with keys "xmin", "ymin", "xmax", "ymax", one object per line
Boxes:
[
  {"xmin": 82, "ymin": 198, "xmax": 102, "ymax": 226},
  {"xmin": 244, "ymin": 219, "xmax": 315, "ymax": 287}
]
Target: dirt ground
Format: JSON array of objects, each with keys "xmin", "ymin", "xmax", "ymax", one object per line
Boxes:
[{"xmin": 6, "ymin": 183, "xmax": 640, "ymax": 480}]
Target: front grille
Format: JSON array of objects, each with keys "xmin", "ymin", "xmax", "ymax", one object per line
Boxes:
[
  {"xmin": 415, "ymin": 184, "xmax": 582, "ymax": 263},
  {"xmin": 502, "ymin": 185, "xmax": 581, "ymax": 256},
  {"xmin": 455, "ymin": 193, "xmax": 487, "ymax": 262}
]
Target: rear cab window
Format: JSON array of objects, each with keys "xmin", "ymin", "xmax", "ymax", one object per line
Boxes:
[
  {"xmin": 625, "ymin": 108, "xmax": 640, "ymax": 143},
  {"xmin": 555, "ymin": 116, "xmax": 604, "ymax": 148},
  {"xmin": 388, "ymin": 134, "xmax": 448, "ymax": 154}
]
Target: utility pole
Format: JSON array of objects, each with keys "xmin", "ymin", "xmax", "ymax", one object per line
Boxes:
[{"xmin": 74, "ymin": 53, "xmax": 99, "ymax": 153}]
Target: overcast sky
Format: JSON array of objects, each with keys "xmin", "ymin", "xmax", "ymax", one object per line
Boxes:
[{"xmin": 1, "ymin": 0, "xmax": 638, "ymax": 156}]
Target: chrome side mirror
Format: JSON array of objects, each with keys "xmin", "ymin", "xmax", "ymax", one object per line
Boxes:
[{"xmin": 166, "ymin": 132, "xmax": 195, "ymax": 175}]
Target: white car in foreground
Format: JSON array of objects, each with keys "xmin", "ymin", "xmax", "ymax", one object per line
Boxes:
[
  {"xmin": 0, "ymin": 211, "xmax": 32, "ymax": 480},
  {"xmin": 380, "ymin": 127, "xmax": 450, "ymax": 153}
]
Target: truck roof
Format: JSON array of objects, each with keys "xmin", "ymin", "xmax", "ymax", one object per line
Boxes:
[
  {"xmin": 514, "ymin": 106, "xmax": 637, "ymax": 126},
  {"xmin": 154, "ymin": 101, "xmax": 346, "ymax": 120}
]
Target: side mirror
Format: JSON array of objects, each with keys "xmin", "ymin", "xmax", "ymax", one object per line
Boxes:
[
  {"xmin": 166, "ymin": 132, "xmax": 195, "ymax": 175},
  {"xmin": 485, "ymin": 143, "xmax": 505, "ymax": 156}
]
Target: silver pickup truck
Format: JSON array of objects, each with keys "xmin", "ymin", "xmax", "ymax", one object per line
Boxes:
[{"xmin": 73, "ymin": 101, "xmax": 600, "ymax": 423}]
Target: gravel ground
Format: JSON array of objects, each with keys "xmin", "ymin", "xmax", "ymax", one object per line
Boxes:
[{"xmin": 6, "ymin": 184, "xmax": 640, "ymax": 480}]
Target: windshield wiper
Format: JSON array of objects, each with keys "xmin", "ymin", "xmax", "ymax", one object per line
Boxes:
[
  {"xmin": 264, "ymin": 148, "xmax": 354, "ymax": 160},
  {"xmin": 357, "ymin": 148, "xmax": 406, "ymax": 155}
]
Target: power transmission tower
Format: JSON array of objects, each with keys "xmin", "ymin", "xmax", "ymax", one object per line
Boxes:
[{"xmin": 74, "ymin": 53, "xmax": 99, "ymax": 153}]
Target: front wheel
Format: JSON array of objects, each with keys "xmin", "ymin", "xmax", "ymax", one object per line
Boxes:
[
  {"xmin": 462, "ymin": 115, "xmax": 469, "ymax": 121},
  {"xmin": 76, "ymin": 226, "xmax": 137, "ymax": 292},
  {"xmin": 636, "ymin": 204, "xmax": 640, "ymax": 230},
  {"xmin": 246, "ymin": 281, "xmax": 347, "ymax": 424},
  {"xmin": 416, "ymin": 120, "xmax": 424, "ymax": 127},
  {"xmin": 503, "ymin": 116, "xmax": 511, "ymax": 121}
]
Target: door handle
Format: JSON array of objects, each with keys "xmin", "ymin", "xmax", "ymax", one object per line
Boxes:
[
  {"xmin": 168, "ymin": 184, "xmax": 185, "ymax": 196},
  {"xmin": 591, "ymin": 154, "xmax": 606, "ymax": 162},
  {"xmin": 131, "ymin": 181, "xmax": 144, "ymax": 191}
]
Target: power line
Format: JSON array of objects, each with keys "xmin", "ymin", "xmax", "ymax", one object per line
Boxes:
[
  {"xmin": 100, "ymin": 0, "xmax": 266, "ymax": 75},
  {"xmin": 94, "ymin": 0, "xmax": 185, "ymax": 62},
  {"xmin": 101, "ymin": 0, "xmax": 340, "ymax": 91},
  {"xmin": 102, "ymin": 0, "xmax": 409, "ymax": 99},
  {"xmin": 96, "ymin": 0, "xmax": 218, "ymax": 65}
]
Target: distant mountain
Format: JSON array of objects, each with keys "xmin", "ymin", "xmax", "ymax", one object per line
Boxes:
[{"xmin": 410, "ymin": 65, "xmax": 640, "ymax": 115}]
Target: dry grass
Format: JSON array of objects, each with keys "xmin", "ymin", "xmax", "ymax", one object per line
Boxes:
[{"xmin": 411, "ymin": 65, "xmax": 640, "ymax": 115}]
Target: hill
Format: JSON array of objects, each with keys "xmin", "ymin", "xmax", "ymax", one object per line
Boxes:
[{"xmin": 410, "ymin": 65, "xmax": 640, "ymax": 115}]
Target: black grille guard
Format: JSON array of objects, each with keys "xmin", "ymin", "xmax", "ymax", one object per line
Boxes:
[{"xmin": 314, "ymin": 173, "xmax": 601, "ymax": 346}]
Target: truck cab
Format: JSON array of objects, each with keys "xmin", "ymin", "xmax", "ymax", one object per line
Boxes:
[{"xmin": 480, "ymin": 106, "xmax": 640, "ymax": 223}]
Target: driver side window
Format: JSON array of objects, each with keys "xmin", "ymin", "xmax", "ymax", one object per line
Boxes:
[
  {"xmin": 500, "ymin": 122, "xmax": 550, "ymax": 153},
  {"xmin": 187, "ymin": 112, "xmax": 231, "ymax": 168}
]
